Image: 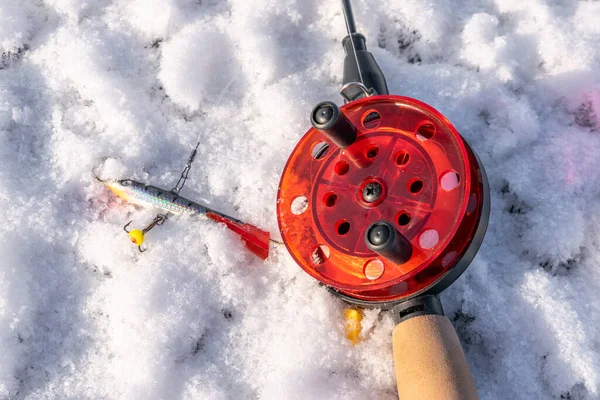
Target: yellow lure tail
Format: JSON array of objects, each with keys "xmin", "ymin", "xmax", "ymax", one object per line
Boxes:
[{"xmin": 344, "ymin": 308, "xmax": 364, "ymax": 345}]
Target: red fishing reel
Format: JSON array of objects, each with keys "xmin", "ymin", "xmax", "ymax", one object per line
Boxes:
[{"xmin": 277, "ymin": 95, "xmax": 489, "ymax": 307}]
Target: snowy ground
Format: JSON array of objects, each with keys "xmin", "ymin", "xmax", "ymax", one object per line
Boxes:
[{"xmin": 1, "ymin": 0, "xmax": 600, "ymax": 398}]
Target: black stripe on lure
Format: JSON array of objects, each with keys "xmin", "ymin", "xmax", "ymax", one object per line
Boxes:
[{"xmin": 100, "ymin": 178, "xmax": 271, "ymax": 260}]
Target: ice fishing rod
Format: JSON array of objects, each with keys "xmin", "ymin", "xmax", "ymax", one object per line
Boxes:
[{"xmin": 277, "ymin": 1, "xmax": 489, "ymax": 399}]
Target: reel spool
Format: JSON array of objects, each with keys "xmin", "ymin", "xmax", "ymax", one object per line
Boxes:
[{"xmin": 277, "ymin": 95, "xmax": 489, "ymax": 308}]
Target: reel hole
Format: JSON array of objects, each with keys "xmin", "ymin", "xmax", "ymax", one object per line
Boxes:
[
  {"xmin": 419, "ymin": 229, "xmax": 439, "ymax": 249},
  {"xmin": 362, "ymin": 110, "xmax": 381, "ymax": 129},
  {"xmin": 336, "ymin": 220, "xmax": 351, "ymax": 235},
  {"xmin": 467, "ymin": 193, "xmax": 478, "ymax": 214},
  {"xmin": 395, "ymin": 150, "xmax": 410, "ymax": 166},
  {"xmin": 440, "ymin": 171, "xmax": 460, "ymax": 191},
  {"xmin": 365, "ymin": 145, "xmax": 379, "ymax": 159},
  {"xmin": 335, "ymin": 160, "xmax": 350, "ymax": 176},
  {"xmin": 311, "ymin": 141, "xmax": 329, "ymax": 160},
  {"xmin": 323, "ymin": 192, "xmax": 338, "ymax": 207},
  {"xmin": 442, "ymin": 251, "xmax": 458, "ymax": 267},
  {"xmin": 416, "ymin": 122, "xmax": 435, "ymax": 141},
  {"xmin": 364, "ymin": 259, "xmax": 385, "ymax": 280},
  {"xmin": 397, "ymin": 212, "xmax": 411, "ymax": 226},
  {"xmin": 291, "ymin": 196, "xmax": 308, "ymax": 215},
  {"xmin": 409, "ymin": 179, "xmax": 424, "ymax": 194},
  {"xmin": 311, "ymin": 245, "xmax": 331, "ymax": 265}
]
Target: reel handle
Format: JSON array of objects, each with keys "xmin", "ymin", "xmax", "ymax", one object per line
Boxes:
[{"xmin": 392, "ymin": 313, "xmax": 479, "ymax": 400}]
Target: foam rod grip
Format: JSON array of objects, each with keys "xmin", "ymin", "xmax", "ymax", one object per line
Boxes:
[{"xmin": 392, "ymin": 314, "xmax": 479, "ymax": 400}]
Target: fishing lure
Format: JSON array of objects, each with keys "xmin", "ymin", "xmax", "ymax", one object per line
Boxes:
[
  {"xmin": 96, "ymin": 3, "xmax": 270, "ymax": 259},
  {"xmin": 100, "ymin": 178, "xmax": 271, "ymax": 260}
]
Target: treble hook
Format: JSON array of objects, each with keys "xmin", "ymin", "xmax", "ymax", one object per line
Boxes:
[{"xmin": 123, "ymin": 214, "xmax": 167, "ymax": 252}]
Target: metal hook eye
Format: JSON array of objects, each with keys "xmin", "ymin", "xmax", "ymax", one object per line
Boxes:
[{"xmin": 155, "ymin": 214, "xmax": 167, "ymax": 226}]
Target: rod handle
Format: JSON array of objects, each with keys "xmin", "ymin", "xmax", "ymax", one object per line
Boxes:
[{"xmin": 392, "ymin": 314, "xmax": 479, "ymax": 400}]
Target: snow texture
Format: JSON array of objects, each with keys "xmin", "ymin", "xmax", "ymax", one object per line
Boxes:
[{"xmin": 1, "ymin": 0, "xmax": 600, "ymax": 399}]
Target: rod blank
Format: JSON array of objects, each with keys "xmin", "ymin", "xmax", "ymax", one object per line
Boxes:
[{"xmin": 342, "ymin": 0, "xmax": 357, "ymax": 34}]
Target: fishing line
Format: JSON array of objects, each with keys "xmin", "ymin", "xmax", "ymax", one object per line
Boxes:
[
  {"xmin": 341, "ymin": 0, "xmax": 364, "ymax": 85},
  {"xmin": 172, "ymin": 0, "xmax": 266, "ymax": 195}
]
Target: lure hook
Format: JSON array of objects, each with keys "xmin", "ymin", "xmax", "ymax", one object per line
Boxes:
[
  {"xmin": 123, "ymin": 221, "xmax": 134, "ymax": 233},
  {"xmin": 123, "ymin": 214, "xmax": 168, "ymax": 252}
]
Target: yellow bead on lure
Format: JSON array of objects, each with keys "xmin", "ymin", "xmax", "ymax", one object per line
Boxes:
[{"xmin": 128, "ymin": 229, "xmax": 145, "ymax": 245}]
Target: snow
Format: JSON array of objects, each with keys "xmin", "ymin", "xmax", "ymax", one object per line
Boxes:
[
  {"xmin": 159, "ymin": 23, "xmax": 235, "ymax": 111},
  {"xmin": 1, "ymin": 0, "xmax": 599, "ymax": 399}
]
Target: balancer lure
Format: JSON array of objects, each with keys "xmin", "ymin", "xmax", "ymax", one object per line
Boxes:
[
  {"xmin": 101, "ymin": 178, "xmax": 270, "ymax": 260},
  {"xmin": 98, "ymin": 28, "xmax": 274, "ymax": 259}
]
